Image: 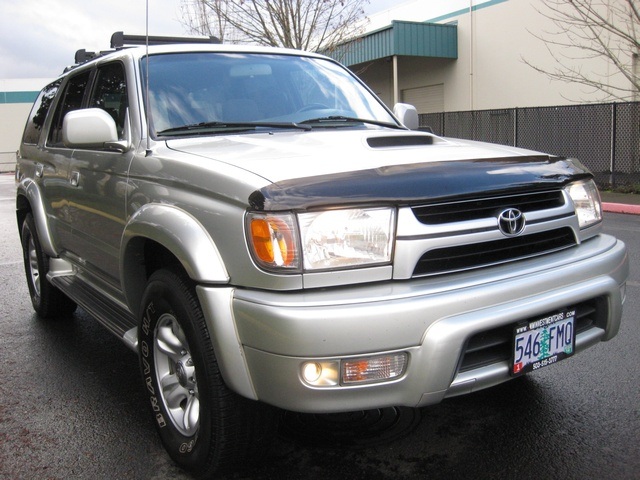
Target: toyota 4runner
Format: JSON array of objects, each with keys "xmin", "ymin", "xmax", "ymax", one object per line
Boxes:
[{"xmin": 16, "ymin": 33, "xmax": 629, "ymax": 476}]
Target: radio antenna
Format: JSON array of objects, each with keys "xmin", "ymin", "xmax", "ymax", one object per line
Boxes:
[{"xmin": 145, "ymin": 0, "xmax": 152, "ymax": 156}]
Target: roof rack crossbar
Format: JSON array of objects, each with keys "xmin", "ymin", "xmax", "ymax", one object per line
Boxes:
[
  {"xmin": 110, "ymin": 31, "xmax": 221, "ymax": 49},
  {"xmin": 66, "ymin": 32, "xmax": 223, "ymax": 73}
]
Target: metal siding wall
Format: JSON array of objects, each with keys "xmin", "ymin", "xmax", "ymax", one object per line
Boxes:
[
  {"xmin": 0, "ymin": 103, "xmax": 32, "ymax": 172},
  {"xmin": 336, "ymin": 22, "xmax": 457, "ymax": 66},
  {"xmin": 394, "ymin": 22, "xmax": 457, "ymax": 58}
]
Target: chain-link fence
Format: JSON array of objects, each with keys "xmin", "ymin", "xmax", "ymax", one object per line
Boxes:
[{"xmin": 419, "ymin": 102, "xmax": 640, "ymax": 190}]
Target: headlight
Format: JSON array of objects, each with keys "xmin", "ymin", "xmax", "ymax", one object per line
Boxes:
[
  {"xmin": 565, "ymin": 179, "xmax": 602, "ymax": 229},
  {"xmin": 247, "ymin": 207, "xmax": 396, "ymax": 272},
  {"xmin": 299, "ymin": 207, "xmax": 395, "ymax": 271}
]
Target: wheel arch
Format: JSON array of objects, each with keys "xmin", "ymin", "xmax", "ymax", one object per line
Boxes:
[
  {"xmin": 16, "ymin": 178, "xmax": 58, "ymax": 257},
  {"xmin": 121, "ymin": 203, "xmax": 229, "ymax": 318}
]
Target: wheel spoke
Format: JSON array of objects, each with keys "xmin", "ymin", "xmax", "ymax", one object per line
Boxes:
[
  {"xmin": 183, "ymin": 395, "xmax": 200, "ymax": 432},
  {"xmin": 160, "ymin": 373, "xmax": 188, "ymax": 410},
  {"xmin": 155, "ymin": 324, "xmax": 185, "ymax": 360}
]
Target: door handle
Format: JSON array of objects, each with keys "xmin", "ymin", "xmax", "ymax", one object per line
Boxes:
[{"xmin": 70, "ymin": 171, "xmax": 80, "ymax": 187}]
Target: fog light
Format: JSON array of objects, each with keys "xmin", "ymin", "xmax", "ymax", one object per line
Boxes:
[
  {"xmin": 342, "ymin": 353, "xmax": 407, "ymax": 385},
  {"xmin": 303, "ymin": 362, "xmax": 322, "ymax": 383},
  {"xmin": 301, "ymin": 361, "xmax": 339, "ymax": 386}
]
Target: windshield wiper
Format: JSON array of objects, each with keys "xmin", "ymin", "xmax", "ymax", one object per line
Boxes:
[
  {"xmin": 300, "ymin": 116, "xmax": 403, "ymax": 129},
  {"xmin": 157, "ymin": 121, "xmax": 312, "ymax": 136}
]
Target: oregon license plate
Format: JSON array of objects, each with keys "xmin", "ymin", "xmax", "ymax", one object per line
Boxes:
[{"xmin": 512, "ymin": 308, "xmax": 576, "ymax": 376}]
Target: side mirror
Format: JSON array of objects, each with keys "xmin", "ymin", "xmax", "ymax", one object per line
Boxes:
[
  {"xmin": 393, "ymin": 103, "xmax": 419, "ymax": 130},
  {"xmin": 62, "ymin": 108, "xmax": 128, "ymax": 151}
]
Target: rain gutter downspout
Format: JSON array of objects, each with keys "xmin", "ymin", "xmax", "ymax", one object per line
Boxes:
[{"xmin": 393, "ymin": 55, "xmax": 399, "ymax": 105}]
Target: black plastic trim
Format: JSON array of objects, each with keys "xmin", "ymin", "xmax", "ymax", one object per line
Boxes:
[{"xmin": 249, "ymin": 156, "xmax": 591, "ymax": 211}]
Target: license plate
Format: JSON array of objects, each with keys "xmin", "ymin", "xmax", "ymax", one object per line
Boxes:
[{"xmin": 512, "ymin": 308, "xmax": 576, "ymax": 376}]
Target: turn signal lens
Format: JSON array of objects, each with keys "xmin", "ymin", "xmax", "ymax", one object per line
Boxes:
[
  {"xmin": 565, "ymin": 179, "xmax": 602, "ymax": 229},
  {"xmin": 342, "ymin": 353, "xmax": 407, "ymax": 384},
  {"xmin": 248, "ymin": 214, "xmax": 299, "ymax": 270}
]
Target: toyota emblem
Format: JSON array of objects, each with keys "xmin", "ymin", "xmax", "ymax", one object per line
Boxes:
[{"xmin": 498, "ymin": 208, "xmax": 526, "ymax": 236}]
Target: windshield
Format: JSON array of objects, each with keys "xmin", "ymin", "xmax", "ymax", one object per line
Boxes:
[{"xmin": 141, "ymin": 52, "xmax": 398, "ymax": 136}]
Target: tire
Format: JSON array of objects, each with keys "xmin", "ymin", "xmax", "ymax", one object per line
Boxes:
[
  {"xmin": 21, "ymin": 213, "xmax": 77, "ymax": 318},
  {"xmin": 138, "ymin": 269, "xmax": 277, "ymax": 477}
]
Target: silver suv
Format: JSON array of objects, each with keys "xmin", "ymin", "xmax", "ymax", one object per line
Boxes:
[{"xmin": 16, "ymin": 34, "xmax": 629, "ymax": 476}]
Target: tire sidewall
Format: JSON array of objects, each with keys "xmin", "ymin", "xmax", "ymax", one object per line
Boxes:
[
  {"xmin": 138, "ymin": 270, "xmax": 214, "ymax": 472},
  {"xmin": 20, "ymin": 214, "xmax": 77, "ymax": 318},
  {"xmin": 21, "ymin": 214, "xmax": 46, "ymax": 312}
]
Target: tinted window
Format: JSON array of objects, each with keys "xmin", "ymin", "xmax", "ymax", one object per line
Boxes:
[
  {"xmin": 89, "ymin": 62, "xmax": 128, "ymax": 140},
  {"xmin": 22, "ymin": 80, "xmax": 61, "ymax": 145},
  {"xmin": 48, "ymin": 70, "xmax": 91, "ymax": 146}
]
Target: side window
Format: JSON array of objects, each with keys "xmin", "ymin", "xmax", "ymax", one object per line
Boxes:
[
  {"xmin": 89, "ymin": 62, "xmax": 128, "ymax": 140},
  {"xmin": 48, "ymin": 71, "xmax": 91, "ymax": 146},
  {"xmin": 22, "ymin": 79, "xmax": 61, "ymax": 145}
]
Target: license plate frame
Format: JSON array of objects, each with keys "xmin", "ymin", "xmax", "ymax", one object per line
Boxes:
[{"xmin": 512, "ymin": 308, "xmax": 576, "ymax": 376}]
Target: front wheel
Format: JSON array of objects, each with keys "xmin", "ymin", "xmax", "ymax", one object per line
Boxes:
[{"xmin": 138, "ymin": 269, "xmax": 276, "ymax": 477}]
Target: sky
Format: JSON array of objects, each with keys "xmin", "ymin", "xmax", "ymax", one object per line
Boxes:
[{"xmin": 0, "ymin": 0, "xmax": 402, "ymax": 80}]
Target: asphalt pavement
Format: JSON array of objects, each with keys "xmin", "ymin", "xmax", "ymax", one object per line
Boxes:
[{"xmin": 2, "ymin": 172, "xmax": 639, "ymax": 480}]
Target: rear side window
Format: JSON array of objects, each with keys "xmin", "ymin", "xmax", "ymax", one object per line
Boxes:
[
  {"xmin": 22, "ymin": 80, "xmax": 61, "ymax": 145},
  {"xmin": 48, "ymin": 70, "xmax": 91, "ymax": 146}
]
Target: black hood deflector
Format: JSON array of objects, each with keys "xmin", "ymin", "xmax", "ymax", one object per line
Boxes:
[{"xmin": 249, "ymin": 155, "xmax": 591, "ymax": 211}]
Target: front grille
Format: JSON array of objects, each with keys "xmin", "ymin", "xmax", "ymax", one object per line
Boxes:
[
  {"xmin": 412, "ymin": 227, "xmax": 576, "ymax": 277},
  {"xmin": 457, "ymin": 297, "xmax": 607, "ymax": 374},
  {"xmin": 411, "ymin": 190, "xmax": 565, "ymax": 225}
]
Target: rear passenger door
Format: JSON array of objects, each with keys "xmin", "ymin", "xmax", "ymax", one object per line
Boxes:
[{"xmin": 42, "ymin": 70, "xmax": 92, "ymax": 254}]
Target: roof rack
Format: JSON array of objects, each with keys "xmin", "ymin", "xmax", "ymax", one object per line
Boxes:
[
  {"xmin": 66, "ymin": 48, "xmax": 115, "ymax": 72},
  {"xmin": 74, "ymin": 49, "xmax": 100, "ymax": 64},
  {"xmin": 110, "ymin": 31, "xmax": 221, "ymax": 49},
  {"xmin": 67, "ymin": 31, "xmax": 222, "ymax": 72}
]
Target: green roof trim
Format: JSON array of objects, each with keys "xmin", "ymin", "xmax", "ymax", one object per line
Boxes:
[
  {"xmin": 426, "ymin": 0, "xmax": 508, "ymax": 23},
  {"xmin": 0, "ymin": 91, "xmax": 39, "ymax": 104},
  {"xmin": 327, "ymin": 21, "xmax": 457, "ymax": 67}
]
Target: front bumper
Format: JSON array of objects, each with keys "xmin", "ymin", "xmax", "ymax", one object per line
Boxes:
[{"xmin": 197, "ymin": 234, "xmax": 628, "ymax": 413}]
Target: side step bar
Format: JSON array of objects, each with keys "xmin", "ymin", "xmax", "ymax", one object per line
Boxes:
[{"xmin": 49, "ymin": 274, "xmax": 139, "ymax": 352}]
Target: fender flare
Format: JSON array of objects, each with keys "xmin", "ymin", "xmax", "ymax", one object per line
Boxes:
[
  {"xmin": 16, "ymin": 178, "xmax": 58, "ymax": 257},
  {"xmin": 121, "ymin": 203, "xmax": 230, "ymax": 315}
]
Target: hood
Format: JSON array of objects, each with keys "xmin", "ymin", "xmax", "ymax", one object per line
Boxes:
[{"xmin": 166, "ymin": 129, "xmax": 591, "ymax": 210}]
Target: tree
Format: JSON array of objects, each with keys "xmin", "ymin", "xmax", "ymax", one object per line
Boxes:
[
  {"xmin": 179, "ymin": 0, "xmax": 369, "ymax": 52},
  {"xmin": 524, "ymin": 0, "xmax": 640, "ymax": 102}
]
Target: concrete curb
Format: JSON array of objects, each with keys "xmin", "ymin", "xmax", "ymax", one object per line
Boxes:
[{"xmin": 603, "ymin": 203, "xmax": 640, "ymax": 215}]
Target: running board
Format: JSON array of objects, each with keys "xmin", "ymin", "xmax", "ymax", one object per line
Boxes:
[{"xmin": 49, "ymin": 274, "xmax": 139, "ymax": 352}]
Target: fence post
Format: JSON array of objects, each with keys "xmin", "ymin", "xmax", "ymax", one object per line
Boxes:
[
  {"xmin": 610, "ymin": 103, "xmax": 616, "ymax": 184},
  {"xmin": 514, "ymin": 107, "xmax": 518, "ymax": 147}
]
